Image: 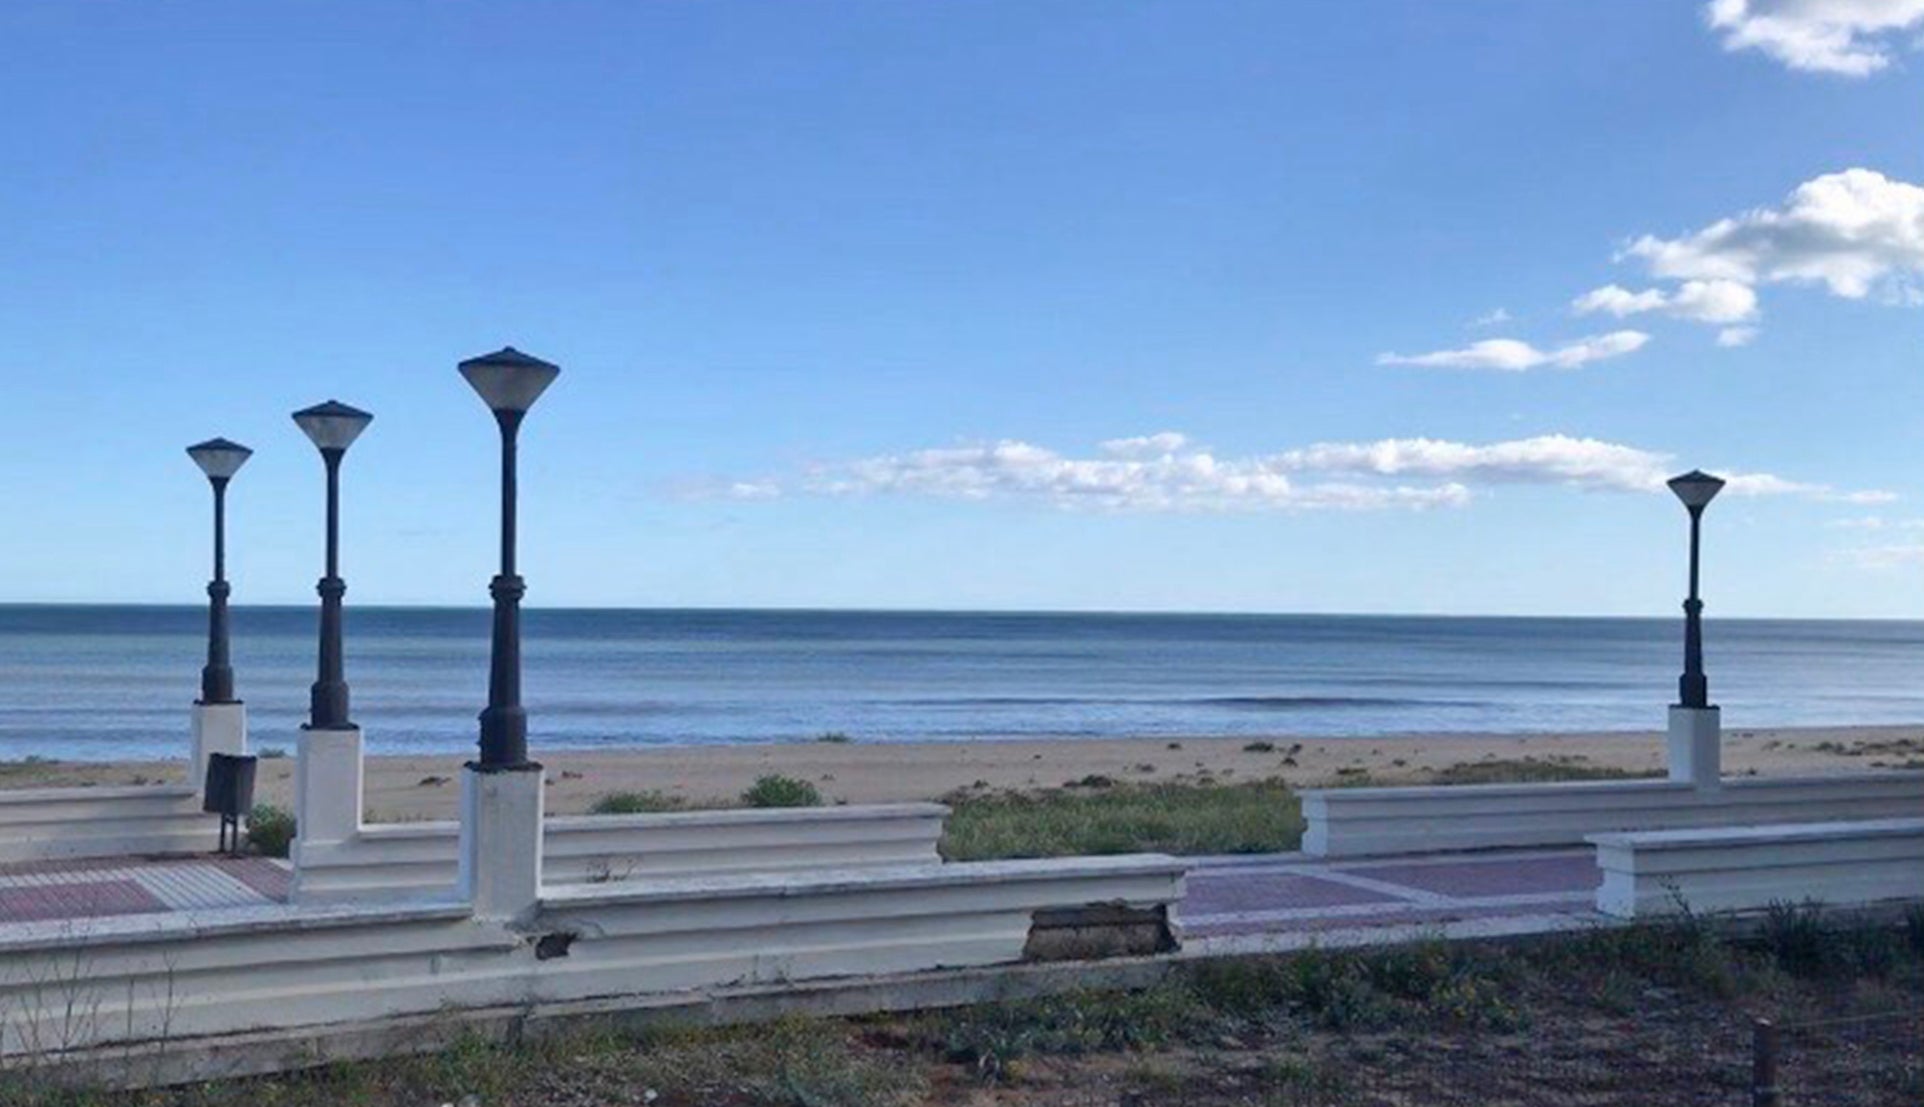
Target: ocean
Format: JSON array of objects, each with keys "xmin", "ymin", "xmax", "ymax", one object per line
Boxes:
[{"xmin": 1, "ymin": 605, "xmax": 1921, "ymax": 762}]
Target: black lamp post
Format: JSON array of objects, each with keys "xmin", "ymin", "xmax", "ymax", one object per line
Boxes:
[
  {"xmin": 459, "ymin": 347, "xmax": 560, "ymax": 771},
  {"xmin": 292, "ymin": 401, "xmax": 374, "ymax": 731},
  {"xmin": 1667, "ymin": 469, "xmax": 1726, "ymax": 710},
  {"xmin": 186, "ymin": 438, "xmax": 253, "ymax": 704}
]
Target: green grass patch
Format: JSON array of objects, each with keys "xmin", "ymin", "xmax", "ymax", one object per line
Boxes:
[
  {"xmin": 743, "ymin": 773, "xmax": 824, "ymax": 808},
  {"xmin": 940, "ymin": 779, "xmax": 1302, "ymax": 860},
  {"xmin": 589, "ymin": 789, "xmax": 689, "ymax": 815},
  {"xmin": 1426, "ymin": 756, "xmax": 1656, "ymax": 785},
  {"xmin": 6, "ymin": 1017, "xmax": 924, "ymax": 1107}
]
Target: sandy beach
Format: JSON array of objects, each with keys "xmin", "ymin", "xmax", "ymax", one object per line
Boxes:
[{"xmin": 3, "ymin": 723, "xmax": 1918, "ymax": 822}]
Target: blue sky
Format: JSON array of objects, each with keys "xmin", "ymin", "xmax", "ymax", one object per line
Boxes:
[{"xmin": 2, "ymin": 1, "xmax": 1921, "ymax": 616}]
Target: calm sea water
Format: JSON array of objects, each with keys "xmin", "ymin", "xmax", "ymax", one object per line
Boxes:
[{"xmin": 1, "ymin": 605, "xmax": 1921, "ymax": 762}]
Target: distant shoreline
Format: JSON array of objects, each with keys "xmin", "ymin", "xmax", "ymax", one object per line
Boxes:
[{"xmin": 7, "ymin": 723, "xmax": 1917, "ymax": 823}]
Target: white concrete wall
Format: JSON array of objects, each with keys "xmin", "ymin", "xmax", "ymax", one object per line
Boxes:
[
  {"xmin": 1591, "ymin": 817, "xmax": 1924, "ymax": 918},
  {"xmin": 0, "ymin": 785, "xmax": 213, "ymax": 863},
  {"xmin": 291, "ymin": 803, "xmax": 952, "ymax": 903},
  {"xmin": 0, "ymin": 854, "xmax": 1184, "ymax": 1066},
  {"xmin": 1300, "ymin": 771, "xmax": 1924, "ymax": 857}
]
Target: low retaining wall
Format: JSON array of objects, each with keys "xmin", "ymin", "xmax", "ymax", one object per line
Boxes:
[
  {"xmin": 1300, "ymin": 771, "xmax": 1924, "ymax": 857},
  {"xmin": 0, "ymin": 785, "xmax": 212, "ymax": 863},
  {"xmin": 292, "ymin": 803, "xmax": 950, "ymax": 903},
  {"xmin": 0, "ymin": 853, "xmax": 1185, "ymax": 1083},
  {"xmin": 1591, "ymin": 817, "xmax": 1924, "ymax": 918}
]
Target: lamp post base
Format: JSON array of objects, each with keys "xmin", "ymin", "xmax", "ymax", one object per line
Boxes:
[
  {"xmin": 1666, "ymin": 705, "xmax": 1722, "ymax": 790},
  {"xmin": 292, "ymin": 725, "xmax": 364, "ymax": 852},
  {"xmin": 458, "ymin": 762, "xmax": 544, "ymax": 922},
  {"xmin": 190, "ymin": 702, "xmax": 247, "ymax": 801}
]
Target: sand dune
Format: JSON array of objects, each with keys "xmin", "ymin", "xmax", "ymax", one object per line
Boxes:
[{"xmin": 6, "ymin": 723, "xmax": 1918, "ymax": 822}]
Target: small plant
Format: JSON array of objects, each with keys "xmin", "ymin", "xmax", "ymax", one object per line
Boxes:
[
  {"xmin": 1761, "ymin": 900, "xmax": 1829, "ymax": 976},
  {"xmin": 742, "ymin": 774, "xmax": 823, "ymax": 808},
  {"xmin": 257, "ymin": 746, "xmax": 290, "ymax": 760},
  {"xmin": 590, "ymin": 790, "xmax": 685, "ymax": 815},
  {"xmin": 1068, "ymin": 773, "xmax": 1117, "ymax": 789},
  {"xmin": 247, "ymin": 803, "xmax": 296, "ymax": 857},
  {"xmin": 1243, "ymin": 740, "xmax": 1277, "ymax": 753},
  {"xmin": 815, "ymin": 731, "xmax": 853, "ymax": 744}
]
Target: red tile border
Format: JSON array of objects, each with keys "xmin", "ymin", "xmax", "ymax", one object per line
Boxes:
[{"xmin": 0, "ymin": 878, "xmax": 168, "ymax": 923}]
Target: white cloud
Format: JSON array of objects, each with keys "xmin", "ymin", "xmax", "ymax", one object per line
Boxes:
[
  {"xmin": 1468, "ymin": 308, "xmax": 1513, "ymax": 328},
  {"xmin": 1715, "ymin": 326, "xmax": 1759, "ymax": 347},
  {"xmin": 1276, "ymin": 435, "xmax": 1673, "ymax": 492},
  {"xmin": 722, "ymin": 480, "xmax": 782, "ymax": 500},
  {"xmin": 1571, "ymin": 286, "xmax": 1668, "ymax": 317},
  {"xmin": 1376, "ymin": 331, "xmax": 1650, "ymax": 372},
  {"xmin": 797, "ymin": 438, "xmax": 1468, "ymax": 512},
  {"xmin": 1624, "ymin": 168, "xmax": 1924, "ymax": 299},
  {"xmin": 1572, "ymin": 280, "xmax": 1758, "ymax": 324},
  {"xmin": 1840, "ymin": 543, "xmax": 1924, "ymax": 569},
  {"xmin": 1099, "ymin": 432, "xmax": 1189, "ymax": 458},
  {"xmin": 1706, "ymin": 0, "xmax": 1924, "ymax": 76},
  {"xmin": 1824, "ymin": 515, "xmax": 1924, "ymax": 530},
  {"xmin": 1671, "ymin": 279, "xmax": 1763, "ymax": 322},
  {"xmin": 713, "ymin": 431, "xmax": 1887, "ymax": 513}
]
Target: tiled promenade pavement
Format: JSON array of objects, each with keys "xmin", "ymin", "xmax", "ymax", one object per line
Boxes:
[
  {"xmin": 0, "ymin": 854, "xmax": 290, "ymax": 924},
  {"xmin": 1180, "ymin": 847, "xmax": 1606, "ymax": 951}
]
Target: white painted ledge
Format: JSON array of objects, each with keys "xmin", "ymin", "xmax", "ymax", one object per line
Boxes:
[
  {"xmin": 1301, "ymin": 771, "xmax": 1924, "ymax": 857},
  {"xmin": 0, "ymin": 783, "xmax": 212, "ymax": 862},
  {"xmin": 291, "ymin": 803, "xmax": 952, "ymax": 904},
  {"xmin": 0, "ymin": 852, "xmax": 1186, "ymax": 1066},
  {"xmin": 1590, "ymin": 817, "xmax": 1924, "ymax": 918}
]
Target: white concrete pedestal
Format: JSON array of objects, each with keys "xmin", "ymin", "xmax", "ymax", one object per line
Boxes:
[
  {"xmin": 190, "ymin": 702, "xmax": 248, "ymax": 799},
  {"xmin": 458, "ymin": 765, "xmax": 545, "ymax": 922},
  {"xmin": 293, "ymin": 726, "xmax": 364, "ymax": 854},
  {"xmin": 1666, "ymin": 706, "xmax": 1721, "ymax": 790}
]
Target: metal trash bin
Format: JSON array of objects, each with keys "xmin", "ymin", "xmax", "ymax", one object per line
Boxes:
[{"xmin": 203, "ymin": 752, "xmax": 258, "ymax": 855}]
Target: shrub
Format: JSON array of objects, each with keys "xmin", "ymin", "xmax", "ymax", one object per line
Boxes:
[
  {"xmin": 590, "ymin": 790, "xmax": 686, "ymax": 815},
  {"xmin": 257, "ymin": 746, "xmax": 290, "ymax": 760},
  {"xmin": 1243, "ymin": 741, "xmax": 1277, "ymax": 753},
  {"xmin": 247, "ymin": 803, "xmax": 296, "ymax": 857},
  {"xmin": 742, "ymin": 774, "xmax": 823, "ymax": 808},
  {"xmin": 815, "ymin": 731, "xmax": 853, "ymax": 744},
  {"xmin": 1762, "ymin": 901, "xmax": 1831, "ymax": 977}
]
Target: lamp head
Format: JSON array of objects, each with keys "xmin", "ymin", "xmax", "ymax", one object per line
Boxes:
[
  {"xmin": 292, "ymin": 401, "xmax": 373, "ymax": 453},
  {"xmin": 458, "ymin": 346, "xmax": 561, "ymax": 416},
  {"xmin": 1667, "ymin": 469, "xmax": 1726, "ymax": 511},
  {"xmin": 186, "ymin": 437, "xmax": 253, "ymax": 481}
]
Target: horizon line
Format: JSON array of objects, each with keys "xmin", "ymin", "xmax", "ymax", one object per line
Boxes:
[{"xmin": 0, "ymin": 600, "xmax": 1914, "ymax": 624}]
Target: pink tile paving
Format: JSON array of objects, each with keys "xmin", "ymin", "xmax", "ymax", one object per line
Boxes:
[
  {"xmin": 1347, "ymin": 854, "xmax": 1600, "ymax": 898},
  {"xmin": 0, "ymin": 845, "xmax": 1605, "ymax": 947},
  {"xmin": 0, "ymin": 878, "xmax": 166, "ymax": 923},
  {"xmin": 0, "ymin": 854, "xmax": 289, "ymax": 926},
  {"xmin": 1181, "ymin": 848, "xmax": 1606, "ymax": 940}
]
